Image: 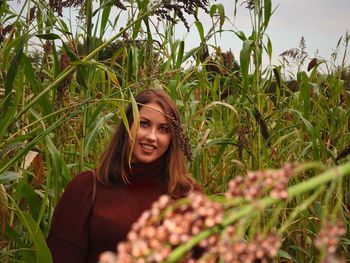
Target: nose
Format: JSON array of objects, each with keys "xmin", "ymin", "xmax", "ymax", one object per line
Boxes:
[{"xmin": 146, "ymin": 128, "xmax": 157, "ymax": 141}]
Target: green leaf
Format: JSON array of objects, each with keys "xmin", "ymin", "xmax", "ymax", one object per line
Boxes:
[
  {"xmin": 272, "ymin": 66, "xmax": 281, "ymax": 89},
  {"xmin": 240, "ymin": 39, "xmax": 254, "ymax": 101},
  {"xmin": 128, "ymin": 93, "xmax": 139, "ymax": 164},
  {"xmin": 92, "ymin": 0, "xmax": 114, "ymax": 17},
  {"xmin": 0, "ymin": 171, "xmax": 21, "ymax": 184},
  {"xmin": 20, "ymin": 184, "xmax": 42, "ymax": 221},
  {"xmin": 20, "ymin": 212, "xmax": 53, "ymax": 263},
  {"xmin": 0, "ymin": 106, "xmax": 81, "ymax": 175},
  {"xmin": 210, "ymin": 4, "xmax": 225, "ymax": 31},
  {"xmin": 84, "ymin": 112, "xmax": 114, "ymax": 156},
  {"xmin": 183, "ymin": 47, "xmax": 199, "ymax": 62},
  {"xmin": 22, "ymin": 54, "xmax": 52, "ymax": 117},
  {"xmin": 233, "ymin": 31, "xmax": 247, "ymax": 41},
  {"xmin": 58, "ymin": 19, "xmax": 70, "ymax": 34},
  {"xmin": 132, "ymin": 17, "xmax": 142, "ymax": 39},
  {"xmin": 127, "ymin": 48, "xmax": 133, "ymax": 82},
  {"xmin": 52, "ymin": 42, "xmax": 61, "ymax": 78},
  {"xmin": 3, "ymin": 37, "xmax": 24, "ymax": 112},
  {"xmin": 167, "ymin": 79, "xmax": 178, "ymax": 100},
  {"xmin": 100, "ymin": 3, "xmax": 112, "ymax": 36},
  {"xmin": 263, "ymin": 0, "xmax": 272, "ymax": 29},
  {"xmin": 195, "ymin": 21, "xmax": 205, "ymax": 42},
  {"xmin": 62, "ymin": 42, "xmax": 80, "ymax": 62},
  {"xmin": 36, "ymin": 33, "xmax": 60, "ymax": 40},
  {"xmin": 5, "ymin": 225, "xmax": 36, "ymax": 262},
  {"xmin": 278, "ymin": 249, "xmax": 295, "ymax": 261},
  {"xmin": 266, "ymin": 34, "xmax": 272, "ymax": 61},
  {"xmin": 0, "ymin": 105, "xmax": 17, "ymax": 142},
  {"xmin": 7, "ymin": 191, "xmax": 52, "ymax": 262},
  {"xmin": 175, "ymin": 41, "xmax": 184, "ymax": 69},
  {"xmin": 297, "ymin": 71, "xmax": 311, "ymax": 119}
]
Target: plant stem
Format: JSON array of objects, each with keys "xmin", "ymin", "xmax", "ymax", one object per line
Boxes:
[
  {"xmin": 167, "ymin": 161, "xmax": 350, "ymax": 262},
  {"xmin": 12, "ymin": 4, "xmax": 160, "ymax": 124}
]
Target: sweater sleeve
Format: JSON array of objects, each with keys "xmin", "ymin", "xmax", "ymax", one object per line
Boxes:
[{"xmin": 47, "ymin": 171, "xmax": 94, "ymax": 263}]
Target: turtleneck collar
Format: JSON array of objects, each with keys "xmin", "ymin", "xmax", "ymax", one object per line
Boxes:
[{"xmin": 124, "ymin": 156, "xmax": 167, "ymax": 179}]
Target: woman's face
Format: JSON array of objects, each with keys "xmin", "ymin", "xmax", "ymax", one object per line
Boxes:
[{"xmin": 130, "ymin": 102, "xmax": 172, "ymax": 163}]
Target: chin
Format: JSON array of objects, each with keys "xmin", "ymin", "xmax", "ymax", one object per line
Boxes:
[
  {"xmin": 138, "ymin": 158, "xmax": 155, "ymax": 163},
  {"xmin": 133, "ymin": 153, "xmax": 164, "ymax": 164},
  {"xmin": 133, "ymin": 155, "xmax": 157, "ymax": 163}
]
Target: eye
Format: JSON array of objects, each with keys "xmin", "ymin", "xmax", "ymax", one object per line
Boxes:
[
  {"xmin": 159, "ymin": 125, "xmax": 170, "ymax": 133},
  {"xmin": 140, "ymin": 120, "xmax": 149, "ymax": 128}
]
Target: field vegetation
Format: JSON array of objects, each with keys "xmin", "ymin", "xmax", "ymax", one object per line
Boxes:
[{"xmin": 0, "ymin": 0, "xmax": 349, "ymax": 262}]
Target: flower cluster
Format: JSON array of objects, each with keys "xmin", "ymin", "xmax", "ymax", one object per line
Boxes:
[
  {"xmin": 154, "ymin": 0, "xmax": 213, "ymax": 31},
  {"xmin": 241, "ymin": 0, "xmax": 255, "ymax": 10},
  {"xmin": 49, "ymin": 0, "xmax": 85, "ymax": 16},
  {"xmin": 115, "ymin": 192, "xmax": 224, "ymax": 262},
  {"xmin": 253, "ymin": 107, "xmax": 270, "ymax": 147},
  {"xmin": 0, "ymin": 24, "xmax": 13, "ymax": 44},
  {"xmin": 226, "ymin": 163, "xmax": 295, "ymax": 200},
  {"xmin": 315, "ymin": 220, "xmax": 346, "ymax": 257},
  {"xmin": 166, "ymin": 115, "xmax": 193, "ymax": 161},
  {"xmin": 55, "ymin": 53, "xmax": 73, "ymax": 109},
  {"xmin": 219, "ymin": 231, "xmax": 281, "ymax": 263},
  {"xmin": 99, "ymin": 164, "xmax": 297, "ymax": 262}
]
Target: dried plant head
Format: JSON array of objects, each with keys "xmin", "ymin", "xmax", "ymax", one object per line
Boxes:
[
  {"xmin": 241, "ymin": 0, "xmax": 255, "ymax": 10},
  {"xmin": 253, "ymin": 107, "xmax": 270, "ymax": 147},
  {"xmin": 154, "ymin": 0, "xmax": 213, "ymax": 31},
  {"xmin": 0, "ymin": 24, "xmax": 13, "ymax": 43},
  {"xmin": 165, "ymin": 114, "xmax": 192, "ymax": 161},
  {"xmin": 115, "ymin": 192, "xmax": 224, "ymax": 262},
  {"xmin": 55, "ymin": 52, "xmax": 73, "ymax": 110},
  {"xmin": 315, "ymin": 220, "xmax": 346, "ymax": 261},
  {"xmin": 226, "ymin": 164, "xmax": 295, "ymax": 201}
]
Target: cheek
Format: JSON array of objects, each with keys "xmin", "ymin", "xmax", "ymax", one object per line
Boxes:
[{"xmin": 163, "ymin": 135, "xmax": 172, "ymax": 149}]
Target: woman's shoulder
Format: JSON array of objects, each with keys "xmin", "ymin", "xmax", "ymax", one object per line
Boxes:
[
  {"xmin": 61, "ymin": 170, "xmax": 96, "ymax": 199},
  {"xmin": 69, "ymin": 170, "xmax": 95, "ymax": 185},
  {"xmin": 53, "ymin": 170, "xmax": 96, "ymax": 215}
]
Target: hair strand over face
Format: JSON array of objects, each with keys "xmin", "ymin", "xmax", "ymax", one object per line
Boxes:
[{"xmin": 96, "ymin": 89, "xmax": 194, "ymax": 197}]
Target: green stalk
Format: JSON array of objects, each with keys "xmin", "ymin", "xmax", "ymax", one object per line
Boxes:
[
  {"xmin": 11, "ymin": 3, "xmax": 160, "ymax": 124},
  {"xmin": 166, "ymin": 161, "xmax": 350, "ymax": 262}
]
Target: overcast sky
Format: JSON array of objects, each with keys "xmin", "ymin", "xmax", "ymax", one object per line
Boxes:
[
  {"xmin": 186, "ymin": 0, "xmax": 350, "ymax": 69},
  {"xmin": 9, "ymin": 0, "xmax": 350, "ymax": 70}
]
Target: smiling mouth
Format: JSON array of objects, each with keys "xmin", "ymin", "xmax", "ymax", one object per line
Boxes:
[{"xmin": 140, "ymin": 143, "xmax": 156, "ymax": 150}]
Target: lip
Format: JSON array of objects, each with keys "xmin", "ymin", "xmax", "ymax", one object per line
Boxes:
[{"xmin": 140, "ymin": 143, "xmax": 157, "ymax": 151}]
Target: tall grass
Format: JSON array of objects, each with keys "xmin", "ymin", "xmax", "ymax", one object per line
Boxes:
[{"xmin": 0, "ymin": 0, "xmax": 349, "ymax": 262}]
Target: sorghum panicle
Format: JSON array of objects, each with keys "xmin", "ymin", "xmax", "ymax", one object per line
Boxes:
[
  {"xmin": 115, "ymin": 192, "xmax": 224, "ymax": 262},
  {"xmin": 253, "ymin": 108, "xmax": 270, "ymax": 147},
  {"xmin": 155, "ymin": 0, "xmax": 215, "ymax": 31},
  {"xmin": 55, "ymin": 52, "xmax": 73, "ymax": 109},
  {"xmin": 219, "ymin": 232, "xmax": 281, "ymax": 263},
  {"xmin": 0, "ymin": 24, "xmax": 13, "ymax": 43},
  {"xmin": 167, "ymin": 115, "xmax": 193, "ymax": 161},
  {"xmin": 335, "ymin": 145, "xmax": 350, "ymax": 163},
  {"xmin": 315, "ymin": 220, "xmax": 346, "ymax": 257},
  {"xmin": 27, "ymin": 6, "xmax": 37, "ymax": 24},
  {"xmin": 226, "ymin": 163, "xmax": 295, "ymax": 200}
]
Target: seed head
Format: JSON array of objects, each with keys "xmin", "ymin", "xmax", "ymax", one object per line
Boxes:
[{"xmin": 315, "ymin": 220, "xmax": 346, "ymax": 257}]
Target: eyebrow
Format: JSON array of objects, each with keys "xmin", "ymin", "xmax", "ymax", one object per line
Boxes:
[{"xmin": 139, "ymin": 116, "xmax": 168, "ymax": 126}]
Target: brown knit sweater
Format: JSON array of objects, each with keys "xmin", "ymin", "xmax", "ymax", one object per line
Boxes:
[{"xmin": 47, "ymin": 158, "xmax": 168, "ymax": 263}]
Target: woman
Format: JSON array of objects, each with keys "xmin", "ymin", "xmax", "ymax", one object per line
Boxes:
[{"xmin": 47, "ymin": 89, "xmax": 200, "ymax": 263}]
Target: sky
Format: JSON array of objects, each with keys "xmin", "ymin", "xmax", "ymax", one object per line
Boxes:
[
  {"xmin": 8, "ymin": 0, "xmax": 350, "ymax": 71},
  {"xmin": 184, "ymin": 0, "xmax": 350, "ymax": 70}
]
